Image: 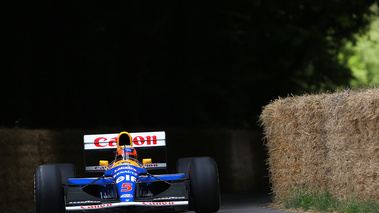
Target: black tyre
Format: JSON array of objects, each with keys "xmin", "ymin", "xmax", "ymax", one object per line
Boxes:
[
  {"xmin": 55, "ymin": 163, "xmax": 76, "ymax": 184},
  {"xmin": 176, "ymin": 157, "xmax": 196, "ymax": 178},
  {"xmin": 35, "ymin": 164, "xmax": 65, "ymax": 213},
  {"xmin": 177, "ymin": 157, "xmax": 197, "ymax": 210},
  {"xmin": 55, "ymin": 163, "xmax": 76, "ymax": 197},
  {"xmin": 190, "ymin": 157, "xmax": 220, "ymax": 213}
]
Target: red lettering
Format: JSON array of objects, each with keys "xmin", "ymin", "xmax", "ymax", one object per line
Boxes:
[
  {"xmin": 146, "ymin": 135, "xmax": 157, "ymax": 145},
  {"xmin": 94, "ymin": 137, "xmax": 107, "ymax": 147},
  {"xmin": 142, "ymin": 202, "xmax": 174, "ymax": 206},
  {"xmin": 121, "ymin": 183, "xmax": 133, "ymax": 192},
  {"xmin": 94, "ymin": 166, "xmax": 106, "ymax": 170},
  {"xmin": 109, "ymin": 137, "xmax": 117, "ymax": 147},
  {"xmin": 94, "ymin": 135, "xmax": 159, "ymax": 147},
  {"xmin": 133, "ymin": 136, "xmax": 145, "ymax": 145},
  {"xmin": 94, "ymin": 137, "xmax": 117, "ymax": 147},
  {"xmin": 80, "ymin": 204, "xmax": 112, "ymax": 209}
]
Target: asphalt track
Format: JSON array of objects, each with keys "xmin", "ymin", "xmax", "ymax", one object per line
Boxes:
[{"xmin": 205, "ymin": 193, "xmax": 295, "ymax": 213}]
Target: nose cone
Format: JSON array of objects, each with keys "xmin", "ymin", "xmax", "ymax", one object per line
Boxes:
[{"xmin": 113, "ymin": 164, "xmax": 139, "ymax": 202}]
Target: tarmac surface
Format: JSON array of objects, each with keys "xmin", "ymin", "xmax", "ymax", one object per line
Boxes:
[{"xmin": 206, "ymin": 193, "xmax": 296, "ymax": 213}]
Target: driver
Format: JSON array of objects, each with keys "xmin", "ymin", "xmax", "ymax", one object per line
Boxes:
[{"xmin": 116, "ymin": 145, "xmax": 138, "ymax": 161}]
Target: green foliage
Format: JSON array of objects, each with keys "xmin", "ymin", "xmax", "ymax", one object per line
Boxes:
[
  {"xmin": 280, "ymin": 184, "xmax": 379, "ymax": 213},
  {"xmin": 339, "ymin": 4, "xmax": 379, "ymax": 88}
]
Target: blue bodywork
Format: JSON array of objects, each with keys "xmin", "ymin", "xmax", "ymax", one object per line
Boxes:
[{"xmin": 66, "ymin": 163, "xmax": 187, "ymax": 209}]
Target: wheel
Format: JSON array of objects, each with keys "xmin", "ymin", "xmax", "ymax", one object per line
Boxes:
[
  {"xmin": 177, "ymin": 157, "xmax": 197, "ymax": 210},
  {"xmin": 55, "ymin": 163, "xmax": 76, "ymax": 185},
  {"xmin": 190, "ymin": 157, "xmax": 220, "ymax": 213},
  {"xmin": 55, "ymin": 163, "xmax": 76, "ymax": 197},
  {"xmin": 35, "ymin": 164, "xmax": 65, "ymax": 213},
  {"xmin": 177, "ymin": 157, "xmax": 196, "ymax": 178}
]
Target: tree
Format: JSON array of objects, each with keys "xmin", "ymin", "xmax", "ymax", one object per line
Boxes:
[
  {"xmin": 339, "ymin": 4, "xmax": 379, "ymax": 87},
  {"xmin": 3, "ymin": 0, "xmax": 379, "ymax": 129}
]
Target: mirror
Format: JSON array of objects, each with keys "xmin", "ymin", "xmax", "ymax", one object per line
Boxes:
[
  {"xmin": 142, "ymin": 158, "xmax": 152, "ymax": 165},
  {"xmin": 99, "ymin": 160, "xmax": 109, "ymax": 166}
]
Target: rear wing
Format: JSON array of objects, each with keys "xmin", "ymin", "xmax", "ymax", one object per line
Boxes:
[{"xmin": 83, "ymin": 131, "xmax": 167, "ymax": 174}]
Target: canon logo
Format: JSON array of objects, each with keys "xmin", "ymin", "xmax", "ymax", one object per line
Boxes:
[
  {"xmin": 80, "ymin": 204, "xmax": 112, "ymax": 209},
  {"xmin": 94, "ymin": 135, "xmax": 157, "ymax": 147},
  {"xmin": 142, "ymin": 202, "xmax": 174, "ymax": 206},
  {"xmin": 94, "ymin": 166, "xmax": 106, "ymax": 170},
  {"xmin": 145, "ymin": 164, "xmax": 158, "ymax": 167}
]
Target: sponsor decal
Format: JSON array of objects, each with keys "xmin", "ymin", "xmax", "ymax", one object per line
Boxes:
[
  {"xmin": 68, "ymin": 200, "xmax": 101, "ymax": 204},
  {"xmin": 94, "ymin": 137, "xmax": 117, "ymax": 147},
  {"xmin": 116, "ymin": 175, "xmax": 136, "ymax": 184},
  {"xmin": 93, "ymin": 135, "xmax": 158, "ymax": 147},
  {"xmin": 114, "ymin": 166, "xmax": 137, "ymax": 173},
  {"xmin": 114, "ymin": 170, "xmax": 138, "ymax": 177},
  {"xmin": 144, "ymin": 164, "xmax": 159, "ymax": 168},
  {"xmin": 100, "ymin": 191, "xmax": 114, "ymax": 199},
  {"xmin": 142, "ymin": 202, "xmax": 174, "ymax": 206},
  {"xmin": 120, "ymin": 194, "xmax": 133, "ymax": 198},
  {"xmin": 133, "ymin": 135, "xmax": 157, "ymax": 145},
  {"xmin": 80, "ymin": 204, "xmax": 112, "ymax": 209},
  {"xmin": 95, "ymin": 166, "xmax": 107, "ymax": 170},
  {"xmin": 116, "ymin": 176, "xmax": 125, "ymax": 183},
  {"xmin": 153, "ymin": 196, "xmax": 186, "ymax": 201}
]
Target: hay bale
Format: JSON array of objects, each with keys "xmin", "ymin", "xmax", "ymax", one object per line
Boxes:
[
  {"xmin": 260, "ymin": 88, "xmax": 379, "ymax": 202},
  {"xmin": 261, "ymin": 94, "xmax": 329, "ymax": 200},
  {"xmin": 325, "ymin": 89, "xmax": 379, "ymax": 201}
]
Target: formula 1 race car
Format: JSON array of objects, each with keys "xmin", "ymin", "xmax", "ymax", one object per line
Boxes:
[{"xmin": 34, "ymin": 131, "xmax": 220, "ymax": 213}]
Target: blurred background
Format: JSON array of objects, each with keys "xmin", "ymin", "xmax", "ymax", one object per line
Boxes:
[
  {"xmin": 1, "ymin": 1, "xmax": 379, "ymax": 211},
  {"xmin": 3, "ymin": 0, "xmax": 379, "ymax": 130}
]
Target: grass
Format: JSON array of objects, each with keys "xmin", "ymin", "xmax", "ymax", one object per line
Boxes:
[{"xmin": 279, "ymin": 184, "xmax": 379, "ymax": 213}]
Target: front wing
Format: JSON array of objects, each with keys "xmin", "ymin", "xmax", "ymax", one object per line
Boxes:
[{"xmin": 66, "ymin": 201, "xmax": 188, "ymax": 211}]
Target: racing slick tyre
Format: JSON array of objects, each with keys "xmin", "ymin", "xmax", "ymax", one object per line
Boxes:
[
  {"xmin": 176, "ymin": 157, "xmax": 195, "ymax": 178},
  {"xmin": 55, "ymin": 163, "xmax": 76, "ymax": 197},
  {"xmin": 35, "ymin": 164, "xmax": 65, "ymax": 213},
  {"xmin": 177, "ymin": 157, "xmax": 196, "ymax": 210},
  {"xmin": 189, "ymin": 157, "xmax": 220, "ymax": 213},
  {"xmin": 55, "ymin": 163, "xmax": 76, "ymax": 184}
]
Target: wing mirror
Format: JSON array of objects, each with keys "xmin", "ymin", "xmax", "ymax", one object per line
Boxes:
[
  {"xmin": 99, "ymin": 160, "xmax": 109, "ymax": 166},
  {"xmin": 142, "ymin": 158, "xmax": 152, "ymax": 165}
]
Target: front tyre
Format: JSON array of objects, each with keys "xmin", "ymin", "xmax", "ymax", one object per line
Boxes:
[
  {"xmin": 190, "ymin": 157, "xmax": 220, "ymax": 213},
  {"xmin": 35, "ymin": 164, "xmax": 65, "ymax": 213}
]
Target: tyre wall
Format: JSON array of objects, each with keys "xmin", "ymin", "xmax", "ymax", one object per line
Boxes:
[
  {"xmin": 260, "ymin": 88, "xmax": 379, "ymax": 202},
  {"xmin": 0, "ymin": 128, "xmax": 266, "ymax": 212}
]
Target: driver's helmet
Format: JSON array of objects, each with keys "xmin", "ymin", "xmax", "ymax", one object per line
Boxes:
[{"xmin": 116, "ymin": 145, "xmax": 138, "ymax": 161}]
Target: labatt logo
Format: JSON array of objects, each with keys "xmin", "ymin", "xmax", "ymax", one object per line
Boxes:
[{"xmin": 94, "ymin": 135, "xmax": 158, "ymax": 147}]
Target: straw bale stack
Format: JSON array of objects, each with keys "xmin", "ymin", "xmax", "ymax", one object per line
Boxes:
[
  {"xmin": 324, "ymin": 89, "xmax": 379, "ymax": 201},
  {"xmin": 260, "ymin": 88, "xmax": 379, "ymax": 202}
]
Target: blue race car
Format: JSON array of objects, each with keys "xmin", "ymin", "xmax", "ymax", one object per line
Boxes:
[{"xmin": 34, "ymin": 131, "xmax": 220, "ymax": 213}]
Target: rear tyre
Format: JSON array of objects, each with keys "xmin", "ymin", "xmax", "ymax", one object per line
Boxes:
[
  {"xmin": 35, "ymin": 164, "xmax": 65, "ymax": 213},
  {"xmin": 190, "ymin": 157, "xmax": 220, "ymax": 213}
]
